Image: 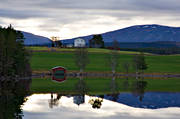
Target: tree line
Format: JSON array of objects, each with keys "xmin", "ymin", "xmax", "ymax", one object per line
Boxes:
[
  {"xmin": 118, "ymin": 47, "xmax": 180, "ymax": 55},
  {"xmin": 0, "ymin": 25, "xmax": 31, "ymax": 78}
]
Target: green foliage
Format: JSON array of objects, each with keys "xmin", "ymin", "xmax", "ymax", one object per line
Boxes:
[
  {"xmin": 53, "ymin": 40, "xmax": 62, "ymax": 47},
  {"xmin": 0, "ymin": 25, "xmax": 31, "ymax": 77},
  {"xmin": 0, "ymin": 79, "xmax": 31, "ymax": 119},
  {"xmin": 133, "ymin": 52, "xmax": 148, "ymax": 72},
  {"xmin": 89, "ymin": 34, "xmax": 104, "ymax": 48}
]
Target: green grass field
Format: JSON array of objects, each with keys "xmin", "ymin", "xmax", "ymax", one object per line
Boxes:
[
  {"xmin": 31, "ymin": 78, "xmax": 180, "ymax": 94},
  {"xmin": 29, "ymin": 47, "xmax": 180, "ymax": 94},
  {"xmin": 30, "ymin": 51, "xmax": 180, "ymax": 73}
]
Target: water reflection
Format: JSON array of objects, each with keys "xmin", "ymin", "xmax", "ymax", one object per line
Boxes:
[
  {"xmin": 0, "ymin": 79, "xmax": 31, "ymax": 119},
  {"xmin": 121, "ymin": 75, "xmax": 148, "ymax": 102},
  {"xmin": 131, "ymin": 80, "xmax": 147, "ymax": 102},
  {"xmin": 45, "ymin": 91, "xmax": 180, "ymax": 110},
  {"xmin": 75, "ymin": 77, "xmax": 88, "ymax": 94},
  {"xmin": 106, "ymin": 92, "xmax": 180, "ymax": 109},
  {"xmin": 73, "ymin": 95, "xmax": 85, "ymax": 106},
  {"xmin": 122, "ymin": 77, "xmax": 129, "ymax": 90},
  {"xmin": 89, "ymin": 98, "xmax": 103, "ymax": 109},
  {"xmin": 49, "ymin": 93, "xmax": 62, "ymax": 108},
  {"xmin": 23, "ymin": 94, "xmax": 180, "ymax": 119}
]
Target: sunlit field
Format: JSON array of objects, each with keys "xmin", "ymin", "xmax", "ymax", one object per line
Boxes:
[{"xmin": 30, "ymin": 50, "xmax": 180, "ymax": 73}]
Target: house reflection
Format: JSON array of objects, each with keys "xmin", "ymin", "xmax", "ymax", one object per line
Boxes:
[{"xmin": 73, "ymin": 95, "xmax": 85, "ymax": 106}]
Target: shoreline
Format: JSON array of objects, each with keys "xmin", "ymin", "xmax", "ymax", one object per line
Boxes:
[{"xmin": 32, "ymin": 70, "xmax": 180, "ymax": 78}]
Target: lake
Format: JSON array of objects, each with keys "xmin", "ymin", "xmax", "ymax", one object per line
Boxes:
[
  {"xmin": 22, "ymin": 93, "xmax": 180, "ymax": 119},
  {"xmin": 1, "ymin": 77, "xmax": 180, "ymax": 119}
]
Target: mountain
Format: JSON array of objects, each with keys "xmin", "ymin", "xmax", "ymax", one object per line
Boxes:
[
  {"xmin": 22, "ymin": 31, "xmax": 52, "ymax": 46},
  {"xmin": 61, "ymin": 24, "xmax": 180, "ymax": 48}
]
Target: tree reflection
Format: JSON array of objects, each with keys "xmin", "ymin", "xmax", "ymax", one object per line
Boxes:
[
  {"xmin": 73, "ymin": 76, "xmax": 87, "ymax": 106},
  {"xmin": 108, "ymin": 76, "xmax": 119, "ymax": 102},
  {"xmin": 131, "ymin": 77, "xmax": 148, "ymax": 101},
  {"xmin": 89, "ymin": 98, "xmax": 103, "ymax": 109},
  {"xmin": 110, "ymin": 76, "xmax": 118, "ymax": 92},
  {"xmin": 75, "ymin": 77, "xmax": 87, "ymax": 94},
  {"xmin": 123, "ymin": 77, "xmax": 129, "ymax": 90},
  {"xmin": 0, "ymin": 79, "xmax": 31, "ymax": 119},
  {"xmin": 49, "ymin": 93, "xmax": 62, "ymax": 108}
]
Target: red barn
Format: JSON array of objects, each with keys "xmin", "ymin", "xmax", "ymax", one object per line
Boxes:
[{"xmin": 52, "ymin": 66, "xmax": 67, "ymax": 82}]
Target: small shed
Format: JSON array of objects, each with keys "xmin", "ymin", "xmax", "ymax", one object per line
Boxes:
[
  {"xmin": 74, "ymin": 38, "xmax": 86, "ymax": 47},
  {"xmin": 52, "ymin": 66, "xmax": 67, "ymax": 82}
]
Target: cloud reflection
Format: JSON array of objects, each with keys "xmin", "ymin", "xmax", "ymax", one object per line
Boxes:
[{"xmin": 22, "ymin": 94, "xmax": 180, "ymax": 119}]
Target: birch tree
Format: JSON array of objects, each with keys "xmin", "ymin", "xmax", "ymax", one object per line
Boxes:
[
  {"xmin": 74, "ymin": 48, "xmax": 89, "ymax": 74},
  {"xmin": 107, "ymin": 40, "xmax": 120, "ymax": 76}
]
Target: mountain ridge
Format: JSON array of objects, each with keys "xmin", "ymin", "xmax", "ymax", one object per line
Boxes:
[
  {"xmin": 61, "ymin": 24, "xmax": 180, "ymax": 44},
  {"xmin": 21, "ymin": 31, "xmax": 52, "ymax": 46}
]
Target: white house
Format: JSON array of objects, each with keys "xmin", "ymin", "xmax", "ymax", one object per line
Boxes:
[{"xmin": 74, "ymin": 38, "xmax": 86, "ymax": 47}]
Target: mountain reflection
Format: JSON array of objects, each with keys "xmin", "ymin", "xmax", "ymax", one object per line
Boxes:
[
  {"xmin": 23, "ymin": 94, "xmax": 180, "ymax": 119},
  {"xmin": 47, "ymin": 92, "xmax": 180, "ymax": 110}
]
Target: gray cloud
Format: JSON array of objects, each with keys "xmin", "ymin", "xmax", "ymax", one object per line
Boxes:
[
  {"xmin": 0, "ymin": 9, "xmax": 48, "ymax": 19},
  {"xmin": 1, "ymin": 0, "xmax": 180, "ymax": 39},
  {"xmin": 1, "ymin": 0, "xmax": 180, "ymax": 20}
]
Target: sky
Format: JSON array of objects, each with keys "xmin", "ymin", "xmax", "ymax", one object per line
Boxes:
[{"xmin": 1, "ymin": 0, "xmax": 180, "ymax": 40}]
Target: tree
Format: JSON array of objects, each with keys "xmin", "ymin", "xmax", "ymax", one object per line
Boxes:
[
  {"xmin": 89, "ymin": 34, "xmax": 104, "ymax": 48},
  {"xmin": 106, "ymin": 40, "xmax": 120, "ymax": 75},
  {"xmin": 74, "ymin": 48, "xmax": 89, "ymax": 73},
  {"xmin": 0, "ymin": 25, "xmax": 31, "ymax": 78},
  {"xmin": 112, "ymin": 40, "xmax": 119, "ymax": 50},
  {"xmin": 55, "ymin": 40, "xmax": 62, "ymax": 47},
  {"xmin": 132, "ymin": 52, "xmax": 148, "ymax": 74},
  {"xmin": 0, "ymin": 33, "xmax": 5, "ymax": 76},
  {"xmin": 51, "ymin": 36, "xmax": 61, "ymax": 47},
  {"xmin": 0, "ymin": 79, "xmax": 31, "ymax": 119},
  {"xmin": 122, "ymin": 61, "xmax": 130, "ymax": 74}
]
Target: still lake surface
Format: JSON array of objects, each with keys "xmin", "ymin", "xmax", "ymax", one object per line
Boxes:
[
  {"xmin": 1, "ymin": 77, "xmax": 180, "ymax": 119},
  {"xmin": 22, "ymin": 92, "xmax": 180, "ymax": 119}
]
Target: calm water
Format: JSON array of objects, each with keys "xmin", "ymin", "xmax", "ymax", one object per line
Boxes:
[
  {"xmin": 22, "ymin": 93, "xmax": 180, "ymax": 119},
  {"xmin": 1, "ymin": 77, "xmax": 180, "ymax": 119}
]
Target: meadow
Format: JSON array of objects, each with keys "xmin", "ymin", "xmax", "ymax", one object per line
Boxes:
[
  {"xmin": 30, "ymin": 48, "xmax": 180, "ymax": 73},
  {"xmin": 29, "ymin": 47, "xmax": 180, "ymax": 94}
]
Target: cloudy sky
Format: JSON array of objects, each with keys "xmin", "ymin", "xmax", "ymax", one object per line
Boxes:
[{"xmin": 1, "ymin": 0, "xmax": 180, "ymax": 39}]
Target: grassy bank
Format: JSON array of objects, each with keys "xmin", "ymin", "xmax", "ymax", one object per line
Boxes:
[
  {"xmin": 30, "ymin": 51, "xmax": 180, "ymax": 73},
  {"xmin": 31, "ymin": 78, "xmax": 180, "ymax": 94},
  {"xmin": 27, "ymin": 47, "xmax": 144, "ymax": 54}
]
